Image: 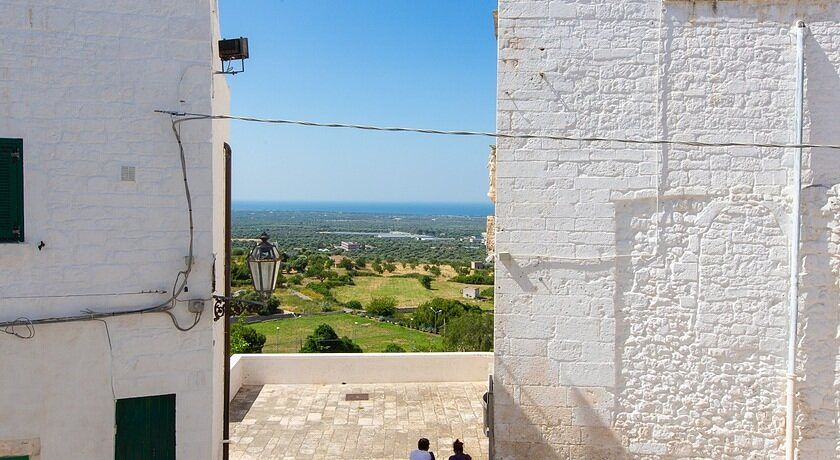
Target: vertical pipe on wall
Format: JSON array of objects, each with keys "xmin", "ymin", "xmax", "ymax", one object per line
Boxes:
[
  {"xmin": 223, "ymin": 143, "xmax": 232, "ymax": 460},
  {"xmin": 786, "ymin": 20, "xmax": 806, "ymax": 460}
]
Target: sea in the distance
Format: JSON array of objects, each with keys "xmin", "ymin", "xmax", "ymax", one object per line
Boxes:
[{"xmin": 233, "ymin": 201, "xmax": 494, "ymax": 217}]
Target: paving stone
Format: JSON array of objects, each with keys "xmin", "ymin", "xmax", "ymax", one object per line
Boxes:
[{"xmin": 231, "ymin": 383, "xmax": 490, "ymax": 460}]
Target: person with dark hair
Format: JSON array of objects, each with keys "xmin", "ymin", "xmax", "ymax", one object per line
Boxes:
[
  {"xmin": 448, "ymin": 439, "xmax": 471, "ymax": 460},
  {"xmin": 410, "ymin": 437, "xmax": 436, "ymax": 460}
]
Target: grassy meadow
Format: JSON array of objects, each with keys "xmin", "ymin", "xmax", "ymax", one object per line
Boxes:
[
  {"xmin": 246, "ymin": 313, "xmax": 444, "ymax": 353},
  {"xmin": 332, "ymin": 275, "xmax": 491, "ymax": 309}
]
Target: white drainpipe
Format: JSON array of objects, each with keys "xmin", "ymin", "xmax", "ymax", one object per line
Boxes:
[{"xmin": 786, "ymin": 19, "xmax": 806, "ymax": 460}]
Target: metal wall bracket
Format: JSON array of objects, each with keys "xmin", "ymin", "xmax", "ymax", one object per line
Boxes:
[{"xmin": 212, "ymin": 295, "xmax": 266, "ymax": 322}]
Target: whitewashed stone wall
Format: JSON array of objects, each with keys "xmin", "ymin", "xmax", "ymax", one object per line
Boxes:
[
  {"xmin": 0, "ymin": 1, "xmax": 229, "ymax": 459},
  {"xmin": 494, "ymin": 1, "xmax": 840, "ymax": 458}
]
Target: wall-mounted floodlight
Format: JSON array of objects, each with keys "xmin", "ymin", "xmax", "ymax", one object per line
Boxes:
[{"xmin": 218, "ymin": 37, "xmax": 249, "ymax": 75}]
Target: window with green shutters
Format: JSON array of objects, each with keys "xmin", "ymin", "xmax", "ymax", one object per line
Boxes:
[
  {"xmin": 0, "ymin": 138, "xmax": 24, "ymax": 242},
  {"xmin": 115, "ymin": 394, "xmax": 176, "ymax": 460}
]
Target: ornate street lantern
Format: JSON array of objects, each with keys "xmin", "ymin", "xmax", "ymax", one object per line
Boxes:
[{"xmin": 248, "ymin": 232, "xmax": 281, "ymax": 299}]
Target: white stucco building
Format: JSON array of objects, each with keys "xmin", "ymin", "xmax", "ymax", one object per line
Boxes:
[
  {"xmin": 494, "ymin": 1, "xmax": 840, "ymax": 458},
  {"xmin": 0, "ymin": 1, "xmax": 229, "ymax": 458}
]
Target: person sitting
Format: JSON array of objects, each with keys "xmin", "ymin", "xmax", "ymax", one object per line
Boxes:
[
  {"xmin": 410, "ymin": 437, "xmax": 436, "ymax": 460},
  {"xmin": 448, "ymin": 439, "xmax": 471, "ymax": 460}
]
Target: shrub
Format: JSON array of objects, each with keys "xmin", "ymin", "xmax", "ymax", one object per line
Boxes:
[
  {"xmin": 443, "ymin": 312, "xmax": 494, "ymax": 352},
  {"xmin": 299, "ymin": 324, "xmax": 362, "ymax": 353},
  {"xmin": 480, "ymin": 287, "xmax": 495, "ymax": 300},
  {"xmin": 345, "ymin": 300, "xmax": 364, "ymax": 310},
  {"xmin": 231, "ymin": 323, "xmax": 266, "ymax": 354},
  {"xmin": 414, "ymin": 298, "xmax": 480, "ymax": 330},
  {"xmin": 453, "ymin": 264, "xmax": 470, "ymax": 276},
  {"xmin": 230, "ymin": 332, "xmax": 248, "ymax": 353},
  {"xmin": 306, "ymin": 282, "xmax": 334, "ymax": 300},
  {"xmin": 238, "ymin": 291, "xmax": 281, "ymax": 316},
  {"xmin": 366, "ymin": 297, "xmax": 397, "ymax": 317},
  {"xmin": 419, "ymin": 275, "xmax": 433, "ymax": 290},
  {"xmin": 451, "ymin": 271, "xmax": 494, "ymax": 285},
  {"xmin": 383, "ymin": 343, "xmax": 406, "ymax": 353}
]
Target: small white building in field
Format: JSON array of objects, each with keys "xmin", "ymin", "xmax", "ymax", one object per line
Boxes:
[
  {"xmin": 462, "ymin": 287, "xmax": 481, "ymax": 299},
  {"xmin": 495, "ymin": 1, "xmax": 840, "ymax": 459},
  {"xmin": 0, "ymin": 1, "xmax": 229, "ymax": 458}
]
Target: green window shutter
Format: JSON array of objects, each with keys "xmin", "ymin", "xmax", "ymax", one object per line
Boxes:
[
  {"xmin": 1, "ymin": 456, "xmax": 30, "ymax": 460},
  {"xmin": 0, "ymin": 138, "xmax": 24, "ymax": 242},
  {"xmin": 115, "ymin": 394, "xmax": 176, "ymax": 460}
]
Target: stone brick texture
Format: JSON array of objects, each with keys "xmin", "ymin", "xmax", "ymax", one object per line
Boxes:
[
  {"xmin": 495, "ymin": 1, "xmax": 840, "ymax": 458},
  {"xmin": 0, "ymin": 1, "xmax": 229, "ymax": 459}
]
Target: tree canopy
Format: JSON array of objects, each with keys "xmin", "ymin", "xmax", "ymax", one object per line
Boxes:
[
  {"xmin": 413, "ymin": 298, "xmax": 480, "ymax": 330},
  {"xmin": 299, "ymin": 323, "xmax": 362, "ymax": 353},
  {"xmin": 366, "ymin": 297, "xmax": 397, "ymax": 317},
  {"xmin": 443, "ymin": 312, "xmax": 494, "ymax": 352}
]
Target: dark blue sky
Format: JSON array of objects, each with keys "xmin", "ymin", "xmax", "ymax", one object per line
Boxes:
[{"xmin": 219, "ymin": 0, "xmax": 497, "ymax": 203}]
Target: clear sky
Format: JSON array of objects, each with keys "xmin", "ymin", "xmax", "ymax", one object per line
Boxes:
[{"xmin": 219, "ymin": 0, "xmax": 497, "ymax": 203}]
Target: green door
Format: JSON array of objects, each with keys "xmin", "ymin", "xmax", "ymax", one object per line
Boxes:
[{"xmin": 115, "ymin": 394, "xmax": 176, "ymax": 460}]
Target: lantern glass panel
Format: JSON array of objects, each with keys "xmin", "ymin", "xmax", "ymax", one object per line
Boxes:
[{"xmin": 247, "ymin": 234, "xmax": 281, "ymax": 296}]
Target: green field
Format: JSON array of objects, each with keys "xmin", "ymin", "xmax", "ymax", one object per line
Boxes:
[
  {"xmin": 332, "ymin": 275, "xmax": 491, "ymax": 309},
  {"xmin": 276, "ymin": 291, "xmax": 323, "ymax": 313},
  {"xmin": 246, "ymin": 313, "xmax": 444, "ymax": 353}
]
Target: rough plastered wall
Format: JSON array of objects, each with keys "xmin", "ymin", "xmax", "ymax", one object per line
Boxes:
[
  {"xmin": 0, "ymin": 1, "xmax": 229, "ymax": 459},
  {"xmin": 494, "ymin": 1, "xmax": 840, "ymax": 458}
]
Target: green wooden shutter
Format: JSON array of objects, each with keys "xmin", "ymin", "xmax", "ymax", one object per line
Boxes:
[
  {"xmin": 115, "ymin": 394, "xmax": 176, "ymax": 460},
  {"xmin": 0, "ymin": 138, "xmax": 24, "ymax": 242},
  {"xmin": 1, "ymin": 456, "xmax": 30, "ymax": 460}
]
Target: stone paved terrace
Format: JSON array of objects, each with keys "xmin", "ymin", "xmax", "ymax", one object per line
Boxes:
[{"xmin": 230, "ymin": 382, "xmax": 489, "ymax": 460}]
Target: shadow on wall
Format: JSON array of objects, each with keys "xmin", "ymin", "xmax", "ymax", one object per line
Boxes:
[
  {"xmin": 493, "ymin": 382, "xmax": 629, "ymax": 459},
  {"xmin": 797, "ymin": 32, "xmax": 840, "ymax": 459},
  {"xmin": 495, "ymin": 255, "xmax": 630, "ymax": 458}
]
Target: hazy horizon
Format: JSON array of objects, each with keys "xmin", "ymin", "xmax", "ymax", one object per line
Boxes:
[{"xmin": 232, "ymin": 200, "xmax": 494, "ymax": 217}]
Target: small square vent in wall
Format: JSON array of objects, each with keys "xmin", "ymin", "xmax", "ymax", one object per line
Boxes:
[{"xmin": 121, "ymin": 166, "xmax": 136, "ymax": 182}]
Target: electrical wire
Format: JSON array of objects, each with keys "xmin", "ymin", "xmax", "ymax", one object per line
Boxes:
[
  {"xmin": 0, "ymin": 290, "xmax": 167, "ymax": 300},
  {"xmin": 164, "ymin": 310, "xmax": 202, "ymax": 332},
  {"xmin": 0, "ymin": 115, "xmax": 199, "ymax": 332},
  {"xmin": 92, "ymin": 318, "xmax": 117, "ymax": 401},
  {"xmin": 2, "ymin": 317, "xmax": 34, "ymax": 339},
  {"xmin": 154, "ymin": 110, "xmax": 840, "ymax": 151}
]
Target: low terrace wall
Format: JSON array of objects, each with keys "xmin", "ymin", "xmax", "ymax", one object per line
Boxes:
[{"xmin": 229, "ymin": 352, "xmax": 494, "ymax": 401}]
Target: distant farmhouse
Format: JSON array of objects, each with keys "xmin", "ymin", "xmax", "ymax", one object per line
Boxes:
[
  {"xmin": 339, "ymin": 241, "xmax": 362, "ymax": 251},
  {"xmin": 470, "ymin": 261, "xmax": 487, "ymax": 270}
]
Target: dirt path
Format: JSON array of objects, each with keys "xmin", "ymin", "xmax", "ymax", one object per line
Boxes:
[{"xmin": 288, "ymin": 289, "xmax": 313, "ymax": 301}]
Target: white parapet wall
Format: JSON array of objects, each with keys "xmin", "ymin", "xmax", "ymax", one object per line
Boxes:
[{"xmin": 230, "ymin": 353, "xmax": 494, "ymax": 400}]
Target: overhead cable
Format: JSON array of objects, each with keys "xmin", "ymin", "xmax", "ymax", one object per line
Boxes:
[
  {"xmin": 154, "ymin": 110, "xmax": 840, "ymax": 151},
  {"xmin": 0, "ymin": 116, "xmax": 200, "ymax": 334},
  {"xmin": 0, "ymin": 290, "xmax": 167, "ymax": 300}
]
